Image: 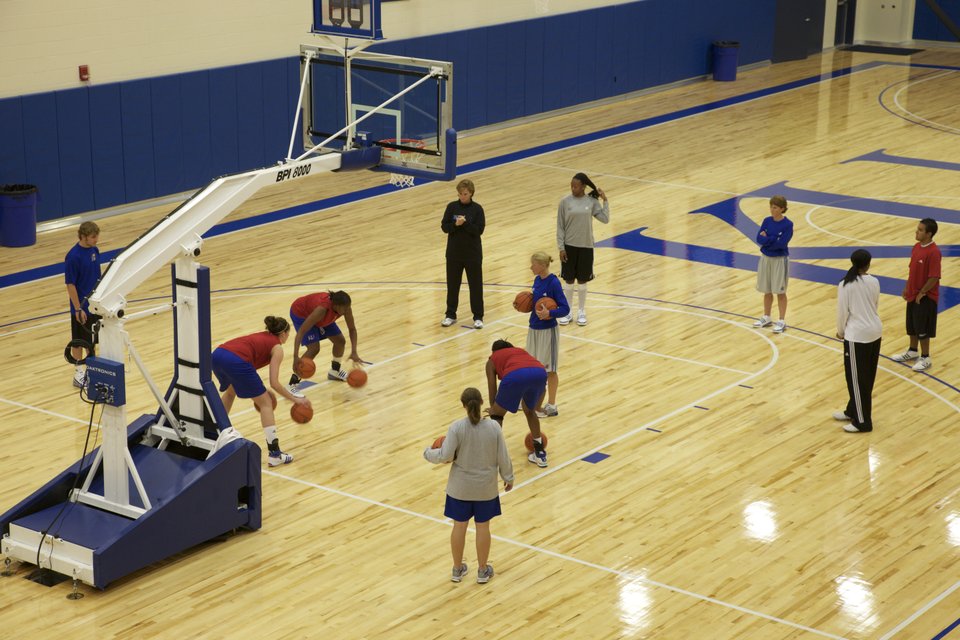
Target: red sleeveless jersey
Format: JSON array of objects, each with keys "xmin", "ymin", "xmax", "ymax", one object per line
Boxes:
[
  {"xmin": 291, "ymin": 292, "xmax": 341, "ymax": 327},
  {"xmin": 489, "ymin": 347, "xmax": 544, "ymax": 379},
  {"xmin": 219, "ymin": 331, "xmax": 281, "ymax": 369}
]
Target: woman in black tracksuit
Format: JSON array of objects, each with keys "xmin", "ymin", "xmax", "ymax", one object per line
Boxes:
[{"xmin": 440, "ymin": 179, "xmax": 486, "ymax": 329}]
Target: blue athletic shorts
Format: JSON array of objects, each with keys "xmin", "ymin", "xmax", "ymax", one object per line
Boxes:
[
  {"xmin": 290, "ymin": 310, "xmax": 343, "ymax": 345},
  {"xmin": 211, "ymin": 348, "xmax": 267, "ymax": 399},
  {"xmin": 444, "ymin": 494, "xmax": 502, "ymax": 523},
  {"xmin": 495, "ymin": 366, "xmax": 548, "ymax": 413}
]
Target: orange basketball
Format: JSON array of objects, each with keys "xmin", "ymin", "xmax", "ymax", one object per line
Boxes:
[
  {"xmin": 347, "ymin": 368, "xmax": 368, "ymax": 388},
  {"xmin": 432, "ymin": 435, "xmax": 445, "ymax": 449},
  {"xmin": 298, "ymin": 357, "xmax": 316, "ymax": 379},
  {"xmin": 536, "ymin": 297, "xmax": 558, "ymax": 314},
  {"xmin": 524, "ymin": 431, "xmax": 548, "ymax": 452},
  {"xmin": 290, "ymin": 403, "xmax": 313, "ymax": 424},
  {"xmin": 253, "ymin": 390, "xmax": 278, "ymax": 413},
  {"xmin": 514, "ymin": 290, "xmax": 533, "ymax": 313}
]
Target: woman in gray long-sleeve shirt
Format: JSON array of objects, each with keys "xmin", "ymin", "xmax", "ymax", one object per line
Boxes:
[
  {"xmin": 424, "ymin": 388, "xmax": 514, "ymax": 584},
  {"xmin": 556, "ymin": 172, "xmax": 609, "ymax": 327}
]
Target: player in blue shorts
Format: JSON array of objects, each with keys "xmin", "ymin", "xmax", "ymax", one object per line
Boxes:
[
  {"xmin": 424, "ymin": 387, "xmax": 513, "ymax": 584},
  {"xmin": 485, "ymin": 339, "xmax": 550, "ymax": 467}
]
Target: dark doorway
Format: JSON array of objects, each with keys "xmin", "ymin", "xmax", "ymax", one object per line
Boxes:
[
  {"xmin": 773, "ymin": 0, "xmax": 827, "ymax": 62},
  {"xmin": 835, "ymin": 0, "xmax": 857, "ymax": 46}
]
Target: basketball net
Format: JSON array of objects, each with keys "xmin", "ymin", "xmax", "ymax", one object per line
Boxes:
[{"xmin": 382, "ymin": 139, "xmax": 426, "ymax": 188}]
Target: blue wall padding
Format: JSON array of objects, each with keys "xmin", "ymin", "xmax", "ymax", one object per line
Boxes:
[
  {"xmin": 209, "ymin": 67, "xmax": 240, "ymax": 178},
  {"xmin": 20, "ymin": 92, "xmax": 62, "ymax": 217},
  {"xmin": 913, "ymin": 1, "xmax": 960, "ymax": 41},
  {"xmin": 1, "ymin": 0, "xmax": 776, "ymax": 222},
  {"xmin": 0, "ymin": 99, "xmax": 26, "ymax": 185},
  {"xmin": 89, "ymin": 84, "xmax": 127, "ymax": 209},
  {"xmin": 120, "ymin": 80, "xmax": 157, "ymax": 204}
]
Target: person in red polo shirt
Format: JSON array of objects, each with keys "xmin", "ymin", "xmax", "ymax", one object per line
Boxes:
[
  {"xmin": 485, "ymin": 339, "xmax": 549, "ymax": 467},
  {"xmin": 288, "ymin": 290, "xmax": 362, "ymax": 393},
  {"xmin": 891, "ymin": 218, "xmax": 942, "ymax": 372}
]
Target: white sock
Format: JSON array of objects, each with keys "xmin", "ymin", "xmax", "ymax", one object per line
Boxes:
[
  {"xmin": 562, "ymin": 283, "xmax": 574, "ymax": 314},
  {"xmin": 577, "ymin": 282, "xmax": 588, "ymax": 312},
  {"xmin": 263, "ymin": 425, "xmax": 278, "ymax": 449}
]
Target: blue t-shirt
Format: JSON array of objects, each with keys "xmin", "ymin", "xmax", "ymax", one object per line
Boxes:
[
  {"xmin": 528, "ymin": 273, "xmax": 570, "ymax": 330},
  {"xmin": 756, "ymin": 216, "xmax": 793, "ymax": 257},
  {"xmin": 65, "ymin": 243, "xmax": 101, "ymax": 312}
]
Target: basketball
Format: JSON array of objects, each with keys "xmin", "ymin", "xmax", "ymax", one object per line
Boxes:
[
  {"xmin": 514, "ymin": 290, "xmax": 534, "ymax": 313},
  {"xmin": 536, "ymin": 297, "xmax": 558, "ymax": 314},
  {"xmin": 290, "ymin": 403, "xmax": 314, "ymax": 424},
  {"xmin": 253, "ymin": 390, "xmax": 278, "ymax": 413},
  {"xmin": 432, "ymin": 435, "xmax": 445, "ymax": 449},
  {"xmin": 347, "ymin": 368, "xmax": 368, "ymax": 388},
  {"xmin": 298, "ymin": 357, "xmax": 316, "ymax": 379},
  {"xmin": 524, "ymin": 431, "xmax": 548, "ymax": 452}
]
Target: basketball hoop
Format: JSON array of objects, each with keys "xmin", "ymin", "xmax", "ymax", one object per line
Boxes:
[{"xmin": 381, "ymin": 138, "xmax": 426, "ymax": 188}]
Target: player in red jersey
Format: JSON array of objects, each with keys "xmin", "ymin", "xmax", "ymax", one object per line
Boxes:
[
  {"xmin": 891, "ymin": 218, "xmax": 942, "ymax": 372},
  {"xmin": 211, "ymin": 316, "xmax": 312, "ymax": 466},
  {"xmin": 485, "ymin": 339, "xmax": 550, "ymax": 467},
  {"xmin": 288, "ymin": 290, "xmax": 362, "ymax": 393}
]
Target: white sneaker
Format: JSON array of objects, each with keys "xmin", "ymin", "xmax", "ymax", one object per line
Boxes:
[
  {"xmin": 577, "ymin": 311, "xmax": 587, "ymax": 326},
  {"xmin": 267, "ymin": 451, "xmax": 293, "ymax": 466},
  {"xmin": 772, "ymin": 320, "xmax": 786, "ymax": 333},
  {"xmin": 912, "ymin": 356, "xmax": 932, "ymax": 371},
  {"xmin": 843, "ymin": 423, "xmax": 868, "ymax": 433},
  {"xmin": 473, "ymin": 319, "xmax": 484, "ymax": 329},
  {"xmin": 557, "ymin": 314, "xmax": 572, "ymax": 326},
  {"xmin": 73, "ymin": 369, "xmax": 86, "ymax": 389},
  {"xmin": 752, "ymin": 315, "xmax": 772, "ymax": 328},
  {"xmin": 441, "ymin": 317, "xmax": 456, "ymax": 327},
  {"xmin": 528, "ymin": 450, "xmax": 548, "ymax": 468},
  {"xmin": 832, "ymin": 411, "xmax": 850, "ymax": 421},
  {"xmin": 891, "ymin": 349, "xmax": 919, "ymax": 362},
  {"xmin": 327, "ymin": 368, "xmax": 348, "ymax": 381},
  {"xmin": 287, "ymin": 383, "xmax": 305, "ymax": 398},
  {"xmin": 535, "ymin": 403, "xmax": 558, "ymax": 418}
]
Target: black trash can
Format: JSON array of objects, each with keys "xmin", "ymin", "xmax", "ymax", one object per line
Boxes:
[
  {"xmin": 712, "ymin": 41, "xmax": 740, "ymax": 82},
  {"xmin": 0, "ymin": 184, "xmax": 38, "ymax": 247}
]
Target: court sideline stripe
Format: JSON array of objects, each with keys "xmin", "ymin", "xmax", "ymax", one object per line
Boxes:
[{"xmin": 0, "ymin": 61, "xmax": 891, "ymax": 292}]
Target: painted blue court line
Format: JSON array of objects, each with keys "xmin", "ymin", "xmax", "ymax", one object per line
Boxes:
[
  {"xmin": 933, "ymin": 616, "xmax": 960, "ymax": 640},
  {"xmin": 646, "ymin": 428, "xmax": 662, "ymax": 433},
  {"xmin": 298, "ymin": 381, "xmax": 318, "ymax": 390},
  {"xmin": 693, "ymin": 406, "xmax": 709, "ymax": 411},
  {"xmin": 0, "ymin": 60, "xmax": 902, "ymax": 292},
  {"xmin": 582, "ymin": 452, "xmax": 610, "ymax": 464},
  {"xmin": 843, "ymin": 149, "xmax": 960, "ymax": 173},
  {"xmin": 412, "ymin": 342, "xmax": 425, "ymax": 347},
  {"xmin": 739, "ymin": 385, "xmax": 753, "ymax": 389}
]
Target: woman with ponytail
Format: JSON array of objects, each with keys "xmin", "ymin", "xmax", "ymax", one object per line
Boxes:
[
  {"xmin": 424, "ymin": 387, "xmax": 514, "ymax": 584},
  {"xmin": 212, "ymin": 315, "xmax": 312, "ymax": 465},
  {"xmin": 556, "ymin": 172, "xmax": 610, "ymax": 326},
  {"xmin": 834, "ymin": 249, "xmax": 882, "ymax": 433}
]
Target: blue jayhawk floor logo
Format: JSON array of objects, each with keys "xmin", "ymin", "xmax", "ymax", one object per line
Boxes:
[{"xmin": 597, "ymin": 150, "xmax": 960, "ymax": 311}]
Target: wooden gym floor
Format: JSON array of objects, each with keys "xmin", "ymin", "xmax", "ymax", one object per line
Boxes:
[{"xmin": 1, "ymin": 47, "xmax": 959, "ymax": 639}]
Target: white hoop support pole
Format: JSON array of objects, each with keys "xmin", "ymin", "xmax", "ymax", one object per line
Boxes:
[
  {"xmin": 122, "ymin": 303, "xmax": 175, "ymax": 322},
  {"xmin": 287, "ymin": 50, "xmax": 314, "ymax": 161},
  {"xmin": 124, "ymin": 334, "xmax": 184, "ymax": 441},
  {"xmin": 296, "ymin": 68, "xmax": 442, "ymax": 161}
]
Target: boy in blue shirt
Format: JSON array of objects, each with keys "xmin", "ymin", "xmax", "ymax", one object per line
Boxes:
[
  {"xmin": 65, "ymin": 221, "xmax": 102, "ymax": 387},
  {"xmin": 753, "ymin": 196, "xmax": 793, "ymax": 333}
]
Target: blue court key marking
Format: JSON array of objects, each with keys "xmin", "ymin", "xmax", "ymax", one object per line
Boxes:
[
  {"xmin": 299, "ymin": 380, "xmax": 318, "ymax": 389},
  {"xmin": 932, "ymin": 615, "xmax": 960, "ymax": 640},
  {"xmin": 582, "ymin": 452, "xmax": 610, "ymax": 464},
  {"xmin": 694, "ymin": 405, "xmax": 709, "ymax": 410}
]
